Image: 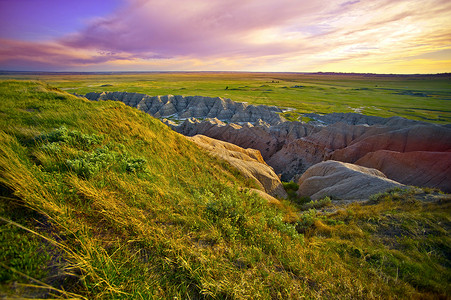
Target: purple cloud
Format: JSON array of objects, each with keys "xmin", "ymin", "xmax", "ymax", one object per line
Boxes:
[
  {"xmin": 61, "ymin": 0, "xmax": 337, "ymax": 58},
  {"xmin": 0, "ymin": 39, "xmax": 135, "ymax": 70}
]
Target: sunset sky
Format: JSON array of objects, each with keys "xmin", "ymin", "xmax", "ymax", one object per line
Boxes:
[{"xmin": 0, "ymin": 0, "xmax": 450, "ymax": 73}]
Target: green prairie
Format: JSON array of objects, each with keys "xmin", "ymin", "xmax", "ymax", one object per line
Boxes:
[
  {"xmin": 1, "ymin": 80, "xmax": 450, "ymax": 299},
  {"xmin": 1, "ymin": 72, "xmax": 450, "ymax": 123}
]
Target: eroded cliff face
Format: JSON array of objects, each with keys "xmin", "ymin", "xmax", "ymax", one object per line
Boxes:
[
  {"xmin": 355, "ymin": 151, "xmax": 451, "ymax": 193},
  {"xmin": 328, "ymin": 125, "xmax": 451, "ymax": 162},
  {"xmin": 85, "ymin": 92, "xmax": 451, "ymax": 193}
]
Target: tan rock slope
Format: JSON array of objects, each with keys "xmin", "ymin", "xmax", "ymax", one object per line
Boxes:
[
  {"xmin": 171, "ymin": 118, "xmax": 282, "ymax": 159},
  {"xmin": 187, "ymin": 135, "xmax": 287, "ymax": 199},
  {"xmin": 297, "ymin": 160, "xmax": 404, "ymax": 200}
]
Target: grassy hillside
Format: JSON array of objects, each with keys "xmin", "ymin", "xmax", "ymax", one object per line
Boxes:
[
  {"xmin": 2, "ymin": 72, "xmax": 450, "ymax": 124},
  {"xmin": 0, "ymin": 80, "xmax": 450, "ymax": 299}
]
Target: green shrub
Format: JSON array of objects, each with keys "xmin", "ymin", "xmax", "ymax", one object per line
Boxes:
[
  {"xmin": 37, "ymin": 126, "xmax": 104, "ymax": 149},
  {"xmin": 283, "ymin": 181, "xmax": 312, "ymax": 207},
  {"xmin": 204, "ymin": 188, "xmax": 302, "ymax": 242},
  {"xmin": 282, "ymin": 181, "xmax": 299, "ymax": 191},
  {"xmin": 124, "ymin": 157, "xmax": 147, "ymax": 173},
  {"xmin": 40, "ymin": 142, "xmax": 62, "ymax": 154},
  {"xmin": 301, "ymin": 196, "xmax": 332, "ymax": 210},
  {"xmin": 295, "ymin": 209, "xmax": 317, "ymax": 233},
  {"xmin": 269, "ymin": 214, "xmax": 302, "ymax": 239},
  {"xmin": 66, "ymin": 146, "xmax": 147, "ymax": 178},
  {"xmin": 205, "ymin": 192, "xmax": 246, "ymax": 227},
  {"xmin": 37, "ymin": 127, "xmax": 147, "ymax": 178}
]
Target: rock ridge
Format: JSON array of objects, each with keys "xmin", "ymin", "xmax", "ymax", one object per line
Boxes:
[{"xmin": 85, "ymin": 91, "xmax": 285, "ymax": 125}]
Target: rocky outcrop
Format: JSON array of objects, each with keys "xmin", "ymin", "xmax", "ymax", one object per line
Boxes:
[
  {"xmin": 356, "ymin": 151, "xmax": 451, "ymax": 193},
  {"xmin": 266, "ymin": 138, "xmax": 328, "ymax": 181},
  {"xmin": 267, "ymin": 122, "xmax": 381, "ymax": 180},
  {"xmin": 297, "ymin": 160, "xmax": 404, "ymax": 200},
  {"xmin": 85, "ymin": 92, "xmax": 285, "ymax": 125},
  {"xmin": 329, "ymin": 124, "xmax": 451, "ymax": 163},
  {"xmin": 187, "ymin": 135, "xmax": 287, "ymax": 199},
  {"xmin": 172, "ymin": 117, "xmax": 412, "ymax": 180},
  {"xmin": 167, "ymin": 118, "xmax": 285, "ymax": 159},
  {"xmin": 173, "ymin": 114, "xmax": 451, "ymax": 192}
]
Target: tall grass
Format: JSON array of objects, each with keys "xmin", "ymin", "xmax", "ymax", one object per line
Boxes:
[{"xmin": 0, "ymin": 80, "xmax": 450, "ymax": 299}]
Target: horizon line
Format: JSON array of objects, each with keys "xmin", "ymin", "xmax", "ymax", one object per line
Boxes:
[{"xmin": 1, "ymin": 70, "xmax": 450, "ymax": 77}]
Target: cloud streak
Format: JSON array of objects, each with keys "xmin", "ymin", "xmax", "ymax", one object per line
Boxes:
[{"xmin": 0, "ymin": 0, "xmax": 450, "ymax": 72}]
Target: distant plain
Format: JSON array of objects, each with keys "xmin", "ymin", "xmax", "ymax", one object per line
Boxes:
[{"xmin": 1, "ymin": 72, "xmax": 450, "ymax": 123}]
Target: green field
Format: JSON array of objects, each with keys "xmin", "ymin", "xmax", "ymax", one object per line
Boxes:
[
  {"xmin": 1, "ymin": 81, "xmax": 450, "ymax": 299},
  {"xmin": 1, "ymin": 72, "xmax": 450, "ymax": 123}
]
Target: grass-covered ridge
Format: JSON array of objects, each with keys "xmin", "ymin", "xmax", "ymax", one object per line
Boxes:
[{"xmin": 0, "ymin": 80, "xmax": 450, "ymax": 299}]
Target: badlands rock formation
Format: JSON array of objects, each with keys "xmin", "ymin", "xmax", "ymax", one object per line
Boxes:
[
  {"xmin": 84, "ymin": 92, "xmax": 451, "ymax": 193},
  {"xmin": 187, "ymin": 135, "xmax": 287, "ymax": 199},
  {"xmin": 171, "ymin": 115, "xmax": 451, "ymax": 192},
  {"xmin": 297, "ymin": 160, "xmax": 404, "ymax": 200},
  {"xmin": 85, "ymin": 92, "xmax": 285, "ymax": 125},
  {"xmin": 167, "ymin": 118, "xmax": 287, "ymax": 159}
]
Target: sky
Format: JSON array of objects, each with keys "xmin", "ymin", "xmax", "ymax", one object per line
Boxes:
[{"xmin": 0, "ymin": 0, "xmax": 450, "ymax": 73}]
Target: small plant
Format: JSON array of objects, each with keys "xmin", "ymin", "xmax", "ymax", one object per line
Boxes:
[
  {"xmin": 368, "ymin": 192, "xmax": 384, "ymax": 203},
  {"xmin": 124, "ymin": 157, "xmax": 147, "ymax": 173},
  {"xmin": 422, "ymin": 187, "xmax": 442, "ymax": 194},
  {"xmin": 206, "ymin": 195, "xmax": 245, "ymax": 226},
  {"xmin": 282, "ymin": 181, "xmax": 299, "ymax": 192},
  {"xmin": 269, "ymin": 214, "xmax": 302, "ymax": 240},
  {"xmin": 65, "ymin": 147, "xmax": 114, "ymax": 178},
  {"xmin": 300, "ymin": 116, "xmax": 312, "ymax": 123},
  {"xmin": 280, "ymin": 111, "xmax": 301, "ymax": 122},
  {"xmin": 368, "ymin": 187, "xmax": 415, "ymax": 203},
  {"xmin": 283, "ymin": 181, "xmax": 312, "ymax": 206},
  {"xmin": 301, "ymin": 196, "xmax": 332, "ymax": 210},
  {"xmin": 40, "ymin": 141, "xmax": 62, "ymax": 154},
  {"xmin": 295, "ymin": 209, "xmax": 317, "ymax": 234}
]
